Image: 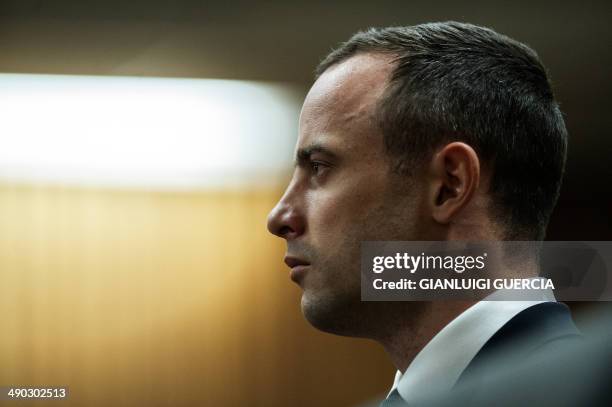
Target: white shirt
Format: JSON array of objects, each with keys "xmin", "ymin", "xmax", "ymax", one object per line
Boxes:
[{"xmin": 387, "ymin": 287, "xmax": 556, "ymax": 404}]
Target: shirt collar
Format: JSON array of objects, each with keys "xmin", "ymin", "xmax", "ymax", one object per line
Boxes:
[{"xmin": 388, "ymin": 287, "xmax": 555, "ymax": 404}]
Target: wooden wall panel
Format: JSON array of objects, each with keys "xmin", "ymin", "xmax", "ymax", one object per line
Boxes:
[{"xmin": 0, "ymin": 183, "xmax": 393, "ymax": 407}]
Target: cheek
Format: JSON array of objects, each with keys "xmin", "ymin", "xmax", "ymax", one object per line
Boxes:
[
  {"xmin": 317, "ymin": 168, "xmax": 388, "ymax": 211},
  {"xmin": 306, "ymin": 194, "xmax": 389, "ymax": 260},
  {"xmin": 308, "ymin": 190, "xmax": 375, "ymax": 234}
]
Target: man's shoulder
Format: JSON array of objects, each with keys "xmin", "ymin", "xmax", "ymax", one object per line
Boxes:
[
  {"xmin": 479, "ymin": 302, "xmax": 580, "ymax": 353},
  {"xmin": 425, "ymin": 304, "xmax": 612, "ymax": 407},
  {"xmin": 459, "ymin": 301, "xmax": 581, "ymax": 383}
]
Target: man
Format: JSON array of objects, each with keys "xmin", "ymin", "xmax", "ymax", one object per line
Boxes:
[{"xmin": 267, "ymin": 22, "xmax": 580, "ymax": 406}]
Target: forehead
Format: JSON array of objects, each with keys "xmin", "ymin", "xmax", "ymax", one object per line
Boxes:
[{"xmin": 299, "ymin": 53, "xmax": 395, "ymax": 147}]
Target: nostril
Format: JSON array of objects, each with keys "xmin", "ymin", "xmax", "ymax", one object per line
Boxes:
[
  {"xmin": 267, "ymin": 201, "xmax": 305, "ymax": 239},
  {"xmin": 279, "ymin": 225, "xmax": 294, "ymax": 238}
]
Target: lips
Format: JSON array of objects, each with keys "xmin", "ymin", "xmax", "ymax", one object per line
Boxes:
[
  {"xmin": 284, "ymin": 256, "xmax": 310, "ymax": 283},
  {"xmin": 284, "ymin": 256, "xmax": 310, "ymax": 269}
]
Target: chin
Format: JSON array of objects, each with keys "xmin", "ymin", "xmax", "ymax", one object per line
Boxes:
[{"xmin": 300, "ymin": 290, "xmax": 367, "ymax": 338}]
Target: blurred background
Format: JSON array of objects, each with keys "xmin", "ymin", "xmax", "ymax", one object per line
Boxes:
[{"xmin": 0, "ymin": 1, "xmax": 610, "ymax": 406}]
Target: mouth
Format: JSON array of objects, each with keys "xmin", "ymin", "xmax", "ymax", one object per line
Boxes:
[{"xmin": 284, "ymin": 256, "xmax": 311, "ymax": 283}]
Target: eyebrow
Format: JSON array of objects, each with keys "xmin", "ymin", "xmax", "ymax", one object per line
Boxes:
[{"xmin": 295, "ymin": 143, "xmax": 338, "ymax": 166}]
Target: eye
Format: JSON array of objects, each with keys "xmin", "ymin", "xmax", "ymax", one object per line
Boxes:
[{"xmin": 310, "ymin": 161, "xmax": 326, "ymax": 175}]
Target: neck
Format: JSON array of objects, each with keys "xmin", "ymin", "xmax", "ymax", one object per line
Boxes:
[
  {"xmin": 377, "ymin": 300, "xmax": 475, "ymax": 373},
  {"xmin": 375, "ymin": 251, "xmax": 540, "ymax": 373}
]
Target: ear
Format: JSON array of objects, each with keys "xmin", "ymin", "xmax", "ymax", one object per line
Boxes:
[{"xmin": 428, "ymin": 142, "xmax": 480, "ymax": 224}]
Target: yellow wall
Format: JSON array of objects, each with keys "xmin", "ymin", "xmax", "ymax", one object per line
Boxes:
[{"xmin": 0, "ymin": 183, "xmax": 393, "ymax": 406}]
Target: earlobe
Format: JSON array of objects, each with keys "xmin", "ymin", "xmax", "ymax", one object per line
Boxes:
[{"xmin": 430, "ymin": 142, "xmax": 480, "ymax": 224}]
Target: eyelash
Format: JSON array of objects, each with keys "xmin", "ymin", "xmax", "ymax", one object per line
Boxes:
[{"xmin": 310, "ymin": 161, "xmax": 328, "ymax": 176}]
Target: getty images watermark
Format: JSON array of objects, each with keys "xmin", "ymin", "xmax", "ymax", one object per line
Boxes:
[{"xmin": 361, "ymin": 241, "xmax": 612, "ymax": 301}]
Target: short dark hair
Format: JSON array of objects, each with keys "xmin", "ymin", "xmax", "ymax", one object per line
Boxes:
[{"xmin": 316, "ymin": 22, "xmax": 568, "ymax": 240}]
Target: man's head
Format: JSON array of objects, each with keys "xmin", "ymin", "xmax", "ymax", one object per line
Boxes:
[{"xmin": 267, "ymin": 21, "xmax": 567, "ymax": 337}]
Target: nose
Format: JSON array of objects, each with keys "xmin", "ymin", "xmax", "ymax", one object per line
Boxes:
[{"xmin": 267, "ymin": 189, "xmax": 305, "ymax": 240}]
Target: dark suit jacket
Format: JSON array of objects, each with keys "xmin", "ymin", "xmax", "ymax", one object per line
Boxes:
[
  {"xmin": 458, "ymin": 301, "xmax": 582, "ymax": 384},
  {"xmin": 419, "ymin": 302, "xmax": 612, "ymax": 407}
]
